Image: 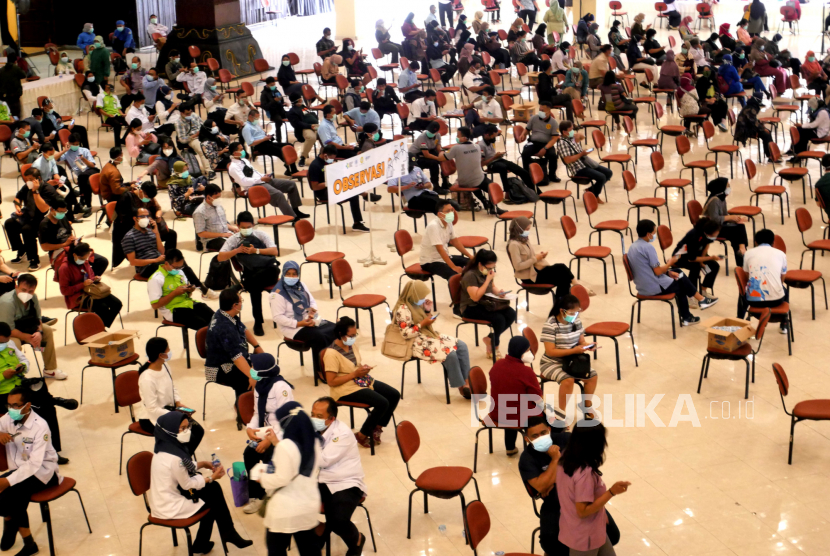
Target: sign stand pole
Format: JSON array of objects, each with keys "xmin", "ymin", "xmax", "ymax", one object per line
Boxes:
[
  {"xmin": 387, "ymin": 185, "xmax": 406, "ymax": 252},
  {"xmin": 359, "ymin": 200, "xmax": 387, "ymax": 267}
]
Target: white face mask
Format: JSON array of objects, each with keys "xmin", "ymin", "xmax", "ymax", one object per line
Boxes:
[
  {"xmin": 177, "ymin": 428, "xmax": 192, "ymax": 444},
  {"xmin": 160, "ymin": 351, "xmax": 172, "ymax": 361},
  {"xmin": 17, "ymin": 292, "xmax": 33, "ymax": 303},
  {"xmin": 521, "ymin": 351, "xmax": 534, "ymax": 365},
  {"xmin": 138, "ymin": 217, "xmax": 150, "ymax": 228},
  {"xmin": 165, "ymin": 94, "xmax": 172, "ymax": 100},
  {"xmin": 163, "ymin": 148, "xmax": 173, "ymax": 156},
  {"xmin": 240, "ymin": 227, "xmax": 253, "ymax": 237}
]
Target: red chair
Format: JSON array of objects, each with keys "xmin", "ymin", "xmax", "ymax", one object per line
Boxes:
[
  {"xmin": 582, "ymin": 191, "xmax": 632, "ymax": 254},
  {"xmin": 331, "ymin": 259, "xmax": 390, "ymax": 346},
  {"xmin": 654, "ymin": 2, "xmax": 670, "ymax": 28},
  {"xmin": 449, "ymin": 274, "xmax": 502, "ymax": 363},
  {"xmin": 773, "ymin": 363, "xmax": 830, "ymax": 464},
  {"xmin": 529, "ymin": 162, "xmax": 576, "ymax": 221},
  {"xmin": 288, "ymin": 52, "xmax": 315, "ymax": 83},
  {"xmin": 247, "ymin": 185, "xmax": 295, "ymax": 255},
  {"xmin": 745, "ymin": 159, "xmax": 788, "ymax": 224},
  {"xmin": 736, "ymin": 267, "xmax": 793, "ymax": 355},
  {"xmin": 676, "ymin": 134, "xmax": 717, "ymax": 189},
  {"xmin": 698, "ymin": 306, "xmax": 770, "ymax": 399},
  {"xmin": 686, "ymin": 199, "xmax": 730, "ymax": 278},
  {"xmin": 295, "ymin": 219, "xmax": 344, "ymax": 299},
  {"xmin": 623, "ymin": 253, "xmax": 678, "ymax": 339},
  {"xmin": 571, "ymin": 284, "xmax": 637, "ymax": 380},
  {"xmin": 773, "ymin": 234, "xmax": 827, "ymax": 320},
  {"xmin": 695, "ymin": 2, "xmax": 716, "ymax": 30},
  {"xmin": 394, "ymin": 229, "xmax": 437, "ymax": 301},
  {"xmin": 789, "ymin": 126, "xmax": 824, "ymax": 175},
  {"xmin": 778, "ymin": 6, "xmax": 800, "ymax": 34},
  {"xmin": 622, "ymin": 169, "xmax": 669, "ymax": 228},
  {"xmin": 115, "ymin": 370, "xmax": 154, "ymax": 474},
  {"xmin": 155, "ymin": 318, "xmax": 192, "ymax": 369},
  {"xmin": 217, "ymin": 68, "xmax": 241, "ymax": 95},
  {"xmin": 395, "ymin": 420, "xmax": 481, "ymax": 539},
  {"xmin": 469, "ymin": 366, "xmax": 527, "ymax": 472},
  {"xmin": 572, "ymin": 98, "xmax": 609, "ymax": 140},
  {"xmin": 561, "ymin": 215, "xmax": 616, "ymax": 294},
  {"xmin": 488, "ymin": 183, "xmax": 536, "ymax": 247},
  {"xmin": 237, "ymin": 390, "xmax": 255, "ymax": 424},
  {"xmin": 654, "ymin": 102, "xmax": 686, "ymax": 149},
  {"xmin": 75, "ymin": 313, "xmax": 141, "ymax": 413},
  {"xmin": 453, "ymin": 210, "xmax": 491, "ymax": 254},
  {"xmin": 608, "ymin": 0, "xmax": 629, "ymax": 27},
  {"xmin": 651, "ymin": 151, "xmax": 693, "ymax": 216},
  {"xmin": 592, "ymin": 129, "xmax": 634, "ymax": 176},
  {"xmin": 622, "ymin": 115, "xmax": 658, "ymax": 165},
  {"xmin": 702, "ymin": 120, "xmax": 742, "ymax": 178},
  {"xmin": 464, "ymin": 500, "xmax": 533, "ymax": 556},
  {"xmin": 127, "ymin": 451, "xmax": 212, "ymax": 556},
  {"xmin": 444, "ymin": 160, "xmax": 481, "ymax": 221},
  {"xmin": 796, "ymin": 207, "xmax": 830, "ymax": 270}
]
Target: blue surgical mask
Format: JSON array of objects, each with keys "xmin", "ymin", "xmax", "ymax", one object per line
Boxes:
[
  {"xmin": 70, "ymin": 145, "xmax": 79, "ymax": 151},
  {"xmin": 648, "ymin": 235, "xmax": 656, "ymax": 243},
  {"xmin": 372, "ymin": 132, "xmax": 380, "ymax": 141},
  {"xmin": 7, "ymin": 407, "xmax": 24, "ymax": 421},
  {"xmin": 568, "ymin": 130, "xmax": 575, "ymax": 138},
  {"xmin": 532, "ymin": 434, "xmax": 553, "ymax": 452},
  {"xmin": 706, "ymin": 235, "xmax": 718, "ymax": 241},
  {"xmin": 141, "ymin": 197, "xmax": 151, "ymax": 203},
  {"xmin": 283, "ymin": 60, "xmax": 290, "ymax": 66},
  {"xmin": 180, "ymin": 170, "xmax": 190, "ymax": 179},
  {"xmin": 284, "ymin": 277, "xmax": 299, "ymax": 286},
  {"xmin": 75, "ymin": 257, "xmax": 85, "ymax": 265},
  {"xmin": 415, "ymin": 298, "xmax": 427, "ymax": 306},
  {"xmin": 325, "ymin": 158, "xmax": 334, "ymax": 164},
  {"xmin": 250, "ymin": 369, "xmax": 262, "ymax": 381},
  {"xmin": 0, "ymin": 342, "xmax": 8, "ymax": 351},
  {"xmin": 54, "ymin": 211, "xmax": 66, "ymax": 220},
  {"xmin": 521, "ymin": 230, "xmax": 530, "ymax": 238},
  {"xmin": 343, "ymin": 336, "xmax": 357, "ymax": 346},
  {"xmin": 310, "ymin": 417, "xmax": 327, "ymax": 431},
  {"xmin": 563, "ymin": 311, "xmax": 578, "ymax": 323},
  {"xmin": 168, "ymin": 268, "xmax": 180, "ymax": 276}
]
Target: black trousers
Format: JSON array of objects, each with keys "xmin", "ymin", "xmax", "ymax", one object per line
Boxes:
[
  {"xmin": 292, "ymin": 322, "xmax": 337, "ymax": 378},
  {"xmin": 521, "ymin": 141, "xmax": 558, "ymax": 181},
  {"xmin": 266, "ymin": 529, "xmax": 320, "ymax": 556},
  {"xmin": 253, "ymin": 140, "xmax": 290, "ymax": 166},
  {"xmin": 75, "ymin": 167, "xmax": 100, "ymax": 207},
  {"xmin": 461, "ymin": 304, "xmax": 516, "ymax": 347},
  {"xmin": 172, "ymin": 302, "xmax": 215, "ymax": 331},
  {"xmin": 505, "ymin": 428, "xmax": 519, "ymax": 450},
  {"xmin": 660, "ymin": 275, "xmax": 697, "ymax": 320},
  {"xmin": 215, "ymin": 366, "xmax": 252, "ymax": 398},
  {"xmin": 439, "ymin": 2, "xmax": 454, "ymax": 27},
  {"xmin": 719, "ymin": 223, "xmax": 747, "ymax": 267},
  {"xmin": 90, "ymin": 294, "xmax": 123, "ymax": 328},
  {"xmin": 338, "ymin": 380, "xmax": 400, "ymax": 436},
  {"xmin": 488, "ymin": 159, "xmax": 536, "ymax": 191},
  {"xmin": 64, "ymin": 125, "xmax": 90, "ymax": 148},
  {"xmin": 519, "ymin": 53, "xmax": 541, "ymax": 72},
  {"xmin": 104, "ymin": 115, "xmax": 128, "ymax": 146},
  {"xmin": 191, "ymin": 480, "xmax": 239, "ymax": 547},
  {"xmin": 0, "ymin": 471, "xmax": 59, "ymax": 529},
  {"xmin": 314, "ymin": 189, "xmax": 362, "ymax": 223},
  {"xmin": 575, "ymin": 165, "xmax": 613, "ymax": 197},
  {"xmin": 519, "ymin": 8, "xmax": 537, "ymax": 27},
  {"xmin": 409, "ymin": 153, "xmax": 445, "ymax": 187},
  {"xmin": 243, "ymin": 443, "xmax": 275, "ymax": 499},
  {"xmin": 243, "ymin": 266, "xmax": 280, "ymax": 325},
  {"xmin": 4, "ymin": 216, "xmax": 41, "ymax": 262},
  {"xmin": 320, "ymin": 484, "xmax": 363, "ymax": 552},
  {"xmin": 676, "ymin": 257, "xmax": 719, "ymax": 291},
  {"xmin": 138, "ymin": 419, "xmax": 204, "ymax": 454},
  {"xmin": 794, "ymin": 127, "xmax": 820, "ymax": 154},
  {"xmin": 522, "ymin": 263, "xmax": 574, "ymax": 298}
]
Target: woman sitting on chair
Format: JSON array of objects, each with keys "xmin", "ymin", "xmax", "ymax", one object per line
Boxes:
[
  {"xmin": 702, "ymin": 177, "xmax": 748, "ymax": 267},
  {"xmin": 58, "ymin": 241, "xmax": 121, "ymax": 327}
]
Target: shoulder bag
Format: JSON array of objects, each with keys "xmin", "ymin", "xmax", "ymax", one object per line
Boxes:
[{"xmin": 381, "ymin": 323, "xmax": 414, "ymax": 361}]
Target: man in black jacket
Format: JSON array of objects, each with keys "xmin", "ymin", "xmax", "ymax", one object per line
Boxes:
[
  {"xmin": 371, "ymin": 78, "xmax": 400, "ymax": 121},
  {"xmin": 41, "ymin": 98, "xmax": 89, "ymax": 148},
  {"xmin": 286, "ymin": 93, "xmax": 319, "ymax": 167},
  {"xmin": 536, "ymin": 60, "xmax": 576, "ymax": 122},
  {"xmin": 259, "ymin": 77, "xmax": 287, "ymax": 142}
]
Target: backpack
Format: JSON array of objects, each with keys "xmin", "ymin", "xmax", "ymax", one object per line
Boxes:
[
  {"xmin": 716, "ymin": 75, "xmax": 729, "ymax": 94},
  {"xmin": 203, "ymin": 257, "xmax": 238, "ymax": 291},
  {"xmin": 504, "ymin": 177, "xmax": 539, "ymax": 204}
]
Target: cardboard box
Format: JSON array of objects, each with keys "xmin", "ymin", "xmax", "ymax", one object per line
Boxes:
[
  {"xmin": 512, "ymin": 102, "xmax": 538, "ymax": 122},
  {"xmin": 700, "ymin": 317, "xmax": 755, "ymax": 352},
  {"xmin": 527, "ymin": 71, "xmax": 540, "ymax": 85},
  {"xmin": 83, "ymin": 330, "xmax": 139, "ymax": 365}
]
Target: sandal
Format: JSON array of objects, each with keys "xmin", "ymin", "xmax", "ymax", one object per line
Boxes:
[{"xmin": 354, "ymin": 432, "xmax": 372, "ymax": 449}]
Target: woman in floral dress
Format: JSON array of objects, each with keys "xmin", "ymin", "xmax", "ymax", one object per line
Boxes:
[{"xmin": 393, "ymin": 281, "xmax": 472, "ymax": 399}]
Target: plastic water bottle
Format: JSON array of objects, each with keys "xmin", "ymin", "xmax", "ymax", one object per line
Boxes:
[
  {"xmin": 266, "ymin": 462, "xmax": 275, "ymax": 474},
  {"xmin": 247, "ymin": 439, "xmax": 258, "ymax": 450},
  {"xmin": 211, "ymin": 453, "xmax": 221, "ymax": 468}
]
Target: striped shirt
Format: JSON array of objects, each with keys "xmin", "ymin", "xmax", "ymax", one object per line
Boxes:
[
  {"xmin": 539, "ymin": 316, "xmax": 596, "ymax": 382},
  {"xmin": 122, "ymin": 227, "xmax": 160, "ymax": 272},
  {"xmin": 554, "ymin": 136, "xmax": 586, "ymax": 173}
]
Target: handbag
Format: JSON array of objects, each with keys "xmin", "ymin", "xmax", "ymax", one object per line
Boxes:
[
  {"xmin": 77, "ymin": 281, "xmax": 112, "ymax": 312},
  {"xmin": 381, "ymin": 323, "xmax": 413, "ymax": 361},
  {"xmin": 480, "ymin": 295, "xmax": 511, "ymax": 312},
  {"xmin": 562, "ymin": 352, "xmax": 592, "ymax": 379},
  {"xmin": 229, "ymin": 466, "xmax": 249, "ymax": 508}
]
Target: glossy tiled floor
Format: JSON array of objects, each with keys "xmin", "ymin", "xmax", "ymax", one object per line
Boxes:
[{"xmin": 9, "ymin": 1, "xmax": 830, "ymax": 555}]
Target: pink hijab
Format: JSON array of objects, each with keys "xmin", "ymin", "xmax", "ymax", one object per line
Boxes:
[
  {"xmin": 676, "ymin": 72, "xmax": 694, "ymax": 100},
  {"xmin": 460, "ymin": 43, "xmax": 475, "ymax": 64}
]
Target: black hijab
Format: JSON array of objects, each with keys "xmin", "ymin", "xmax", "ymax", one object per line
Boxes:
[
  {"xmin": 706, "ymin": 177, "xmax": 729, "ymax": 201},
  {"xmin": 154, "ymin": 411, "xmax": 197, "ymax": 476},
  {"xmin": 251, "ymin": 353, "xmax": 293, "ymax": 429},
  {"xmin": 276, "ymin": 402, "xmax": 321, "ymax": 478}
]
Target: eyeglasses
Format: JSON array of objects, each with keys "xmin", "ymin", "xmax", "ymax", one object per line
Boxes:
[{"xmin": 6, "ymin": 403, "xmax": 26, "ymax": 410}]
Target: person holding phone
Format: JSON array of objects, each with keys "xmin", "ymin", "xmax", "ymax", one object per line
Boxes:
[
  {"xmin": 148, "ymin": 249, "xmax": 216, "ymax": 331},
  {"xmin": 555, "ymin": 120, "xmax": 612, "ymax": 200},
  {"xmin": 0, "ymin": 323, "xmax": 29, "ymax": 411},
  {"xmin": 539, "ymin": 294, "xmax": 599, "ymax": 424},
  {"xmin": 391, "ymin": 281, "xmax": 472, "ymax": 399},
  {"xmin": 459, "ymin": 250, "xmax": 517, "ymax": 360},
  {"xmin": 59, "ymin": 242, "xmax": 122, "ymax": 328},
  {"xmin": 137, "ymin": 337, "xmax": 204, "ymax": 454},
  {"xmin": 149, "ymin": 411, "xmax": 252, "ymax": 555},
  {"xmin": 323, "ymin": 317, "xmax": 400, "ymax": 449},
  {"xmin": 672, "ymin": 217, "xmax": 723, "ymax": 301}
]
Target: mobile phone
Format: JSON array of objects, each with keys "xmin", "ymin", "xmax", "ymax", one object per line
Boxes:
[
  {"xmin": 178, "ymin": 407, "xmax": 196, "ymax": 414},
  {"xmin": 501, "ymin": 290, "xmax": 512, "ymax": 294},
  {"xmin": 582, "ymin": 343, "xmax": 596, "ymax": 350},
  {"xmin": 430, "ymin": 313, "xmax": 439, "ymax": 320},
  {"xmin": 584, "ymin": 148, "xmax": 595, "ymax": 154}
]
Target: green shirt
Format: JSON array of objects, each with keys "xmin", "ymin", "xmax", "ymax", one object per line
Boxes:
[
  {"xmin": 149, "ymin": 266, "xmax": 194, "ymax": 319},
  {"xmin": 102, "ymin": 93, "xmax": 119, "ymax": 117},
  {"xmin": 0, "ymin": 343, "xmax": 25, "ymax": 395}
]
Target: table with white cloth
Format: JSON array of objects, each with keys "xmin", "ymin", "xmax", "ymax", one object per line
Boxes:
[{"xmin": 21, "ymin": 75, "xmax": 82, "ymax": 118}]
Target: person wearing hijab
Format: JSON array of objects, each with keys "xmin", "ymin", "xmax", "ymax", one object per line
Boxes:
[
  {"xmin": 543, "ymin": 0, "xmax": 567, "ymax": 44},
  {"xmin": 166, "ymin": 160, "xmax": 206, "ymax": 217},
  {"xmin": 747, "ymin": 0, "xmax": 766, "ymax": 37},
  {"xmin": 137, "ymin": 337, "xmax": 203, "ymax": 449},
  {"xmin": 703, "ymin": 32, "xmax": 725, "ymax": 65},
  {"xmin": 240, "ymin": 353, "xmax": 295, "ymax": 514},
  {"xmin": 696, "ymin": 65, "xmax": 727, "ymax": 126},
  {"xmin": 277, "ymin": 55, "xmax": 302, "ymax": 100},
  {"xmin": 702, "ymin": 177, "xmax": 748, "ymax": 268},
  {"xmin": 427, "ymin": 33, "xmax": 458, "ymax": 85},
  {"xmin": 375, "ymin": 19, "xmax": 401, "ymax": 63},
  {"xmin": 677, "ymin": 73, "xmax": 701, "ymax": 134},
  {"xmin": 802, "ymin": 51, "xmax": 828, "ymax": 95},
  {"xmin": 458, "ymin": 42, "xmax": 476, "ymax": 77},
  {"xmin": 198, "ymin": 119, "xmax": 231, "ymax": 172},
  {"xmin": 749, "ymin": 38, "xmax": 788, "ymax": 93},
  {"xmin": 472, "ymin": 11, "xmax": 486, "ymax": 34},
  {"xmin": 717, "ymin": 55, "xmax": 745, "ymax": 116},
  {"xmin": 656, "ymin": 50, "xmax": 680, "ymax": 90},
  {"xmin": 508, "ymin": 216, "xmax": 589, "ymax": 297},
  {"xmin": 768, "ymin": 33, "xmax": 799, "ymax": 76},
  {"xmin": 586, "ymin": 23, "xmax": 602, "ymax": 59},
  {"xmin": 270, "ymin": 261, "xmax": 337, "ymax": 379},
  {"xmin": 631, "ymin": 13, "xmax": 646, "ymax": 40},
  {"xmin": 149, "ymin": 412, "xmax": 253, "ymax": 554},
  {"xmin": 76, "ymin": 23, "xmax": 96, "ymax": 51},
  {"xmin": 719, "ymin": 23, "xmax": 737, "ymax": 51},
  {"xmin": 790, "ymin": 97, "xmax": 830, "ymax": 159},
  {"xmin": 734, "ymin": 90, "xmax": 774, "ymax": 160},
  {"xmin": 455, "ymin": 13, "xmax": 470, "ymax": 35},
  {"xmin": 507, "ymin": 17, "xmax": 525, "ymax": 43},
  {"xmin": 563, "ymin": 61, "xmax": 589, "ymax": 100},
  {"xmin": 487, "ymin": 336, "xmax": 544, "ymax": 454},
  {"xmin": 392, "ymin": 280, "xmax": 472, "ymax": 398},
  {"xmin": 153, "ymin": 85, "xmax": 181, "ymax": 130},
  {"xmin": 576, "ymin": 13, "xmax": 593, "ymax": 50},
  {"xmin": 88, "ymin": 36, "xmax": 111, "ymax": 87},
  {"xmin": 257, "ymin": 402, "xmax": 322, "ymax": 556},
  {"xmin": 674, "ymin": 41, "xmax": 694, "ymax": 74}
]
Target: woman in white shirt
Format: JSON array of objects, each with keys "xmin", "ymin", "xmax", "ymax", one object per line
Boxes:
[
  {"xmin": 149, "ymin": 412, "xmax": 253, "ymax": 554},
  {"xmin": 242, "ymin": 353, "xmax": 295, "ymax": 514},
  {"xmin": 257, "ymin": 401, "xmax": 322, "ymax": 556},
  {"xmin": 270, "ymin": 261, "xmax": 337, "ymax": 380},
  {"xmin": 154, "ymin": 85, "xmax": 181, "ymax": 129},
  {"xmin": 137, "ymin": 338, "xmax": 204, "ymax": 454}
]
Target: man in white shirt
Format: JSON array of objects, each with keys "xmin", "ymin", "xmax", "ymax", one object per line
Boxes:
[
  {"xmin": 311, "ymin": 397, "xmax": 368, "ymax": 556},
  {"xmin": 461, "ymin": 62, "xmax": 488, "ymax": 94},
  {"xmin": 689, "ymin": 38, "xmax": 709, "ymax": 67},
  {"xmin": 125, "ymin": 94, "xmax": 157, "ymax": 133},
  {"xmin": 425, "ymin": 5, "xmax": 439, "ymax": 28},
  {"xmin": 462, "ymin": 85, "xmax": 503, "ymax": 138},
  {"xmin": 147, "ymin": 14, "xmax": 168, "ymax": 46},
  {"xmin": 742, "ymin": 228, "xmax": 789, "ymax": 333},
  {"xmin": 176, "ymin": 62, "xmax": 208, "ymax": 99},
  {"xmin": 0, "ymin": 387, "xmax": 60, "ymax": 556},
  {"xmin": 408, "ymin": 90, "xmax": 438, "ymax": 131},
  {"xmin": 225, "ymin": 91, "xmax": 255, "ymax": 131},
  {"xmin": 227, "ymin": 142, "xmax": 307, "ymax": 219},
  {"xmin": 420, "ymin": 199, "xmax": 473, "ymax": 314}
]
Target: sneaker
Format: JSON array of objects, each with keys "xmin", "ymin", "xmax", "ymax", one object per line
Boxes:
[
  {"xmin": 687, "ymin": 296, "xmax": 699, "ymax": 309},
  {"xmin": 44, "ymin": 369, "xmax": 67, "ymax": 380},
  {"xmin": 780, "ymin": 326, "xmax": 789, "ymax": 335},
  {"xmin": 717, "ymin": 122, "xmax": 728, "ymax": 132},
  {"xmin": 207, "ymin": 171, "xmax": 217, "ymax": 180},
  {"xmin": 702, "ymin": 288, "xmax": 719, "ymax": 301},
  {"xmin": 42, "ymin": 316, "xmax": 58, "ymax": 326},
  {"xmin": 242, "ymin": 499, "xmax": 263, "ymax": 514},
  {"xmin": 27, "ymin": 262, "xmax": 40, "ymax": 271},
  {"xmin": 698, "ymin": 297, "xmax": 719, "ymax": 310},
  {"xmin": 367, "ymin": 193, "xmax": 382, "ymax": 202},
  {"xmin": 298, "ymin": 156, "xmax": 306, "ymax": 168},
  {"xmin": 10, "ymin": 255, "xmax": 24, "ymax": 264},
  {"xmin": 352, "ymin": 222, "xmax": 370, "ymax": 233},
  {"xmin": 681, "ymin": 315, "xmax": 701, "ymax": 326},
  {"xmin": 202, "ymin": 289, "xmax": 219, "ymax": 300}
]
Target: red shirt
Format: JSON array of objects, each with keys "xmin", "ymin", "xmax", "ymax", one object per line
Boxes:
[{"xmin": 487, "ymin": 355, "xmax": 543, "ymax": 425}]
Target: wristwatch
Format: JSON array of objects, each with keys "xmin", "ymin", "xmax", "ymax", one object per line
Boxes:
[{"xmin": 256, "ymin": 248, "xmax": 260, "ymax": 255}]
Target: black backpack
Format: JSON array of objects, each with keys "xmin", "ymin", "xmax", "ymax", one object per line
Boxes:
[
  {"xmin": 203, "ymin": 257, "xmax": 238, "ymax": 291},
  {"xmin": 503, "ymin": 177, "xmax": 539, "ymax": 205}
]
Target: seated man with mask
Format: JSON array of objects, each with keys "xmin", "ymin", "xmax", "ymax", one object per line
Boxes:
[
  {"xmin": 149, "ymin": 249, "xmax": 217, "ymax": 330},
  {"xmin": 228, "ymin": 143, "xmax": 307, "ymax": 220}
]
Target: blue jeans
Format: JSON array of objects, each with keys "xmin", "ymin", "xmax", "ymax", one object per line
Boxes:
[
  {"xmin": 443, "ymin": 340, "xmax": 471, "ymax": 387},
  {"xmin": 744, "ymin": 75, "xmax": 767, "ymax": 94}
]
